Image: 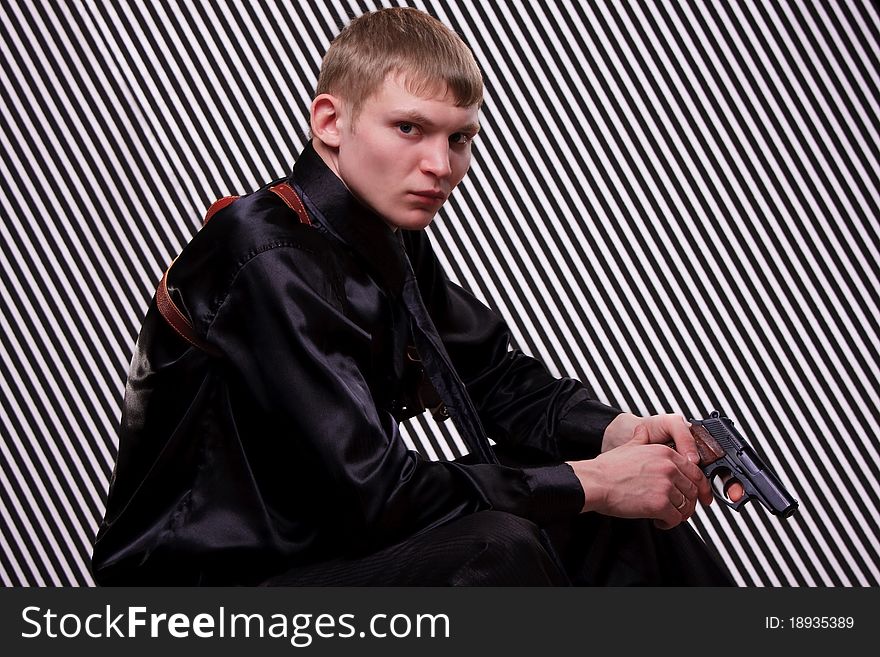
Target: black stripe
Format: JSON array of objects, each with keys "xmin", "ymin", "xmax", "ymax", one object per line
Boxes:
[{"xmin": 0, "ymin": 333, "xmax": 103, "ymax": 554}]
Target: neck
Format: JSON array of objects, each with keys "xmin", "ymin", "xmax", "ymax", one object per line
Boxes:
[
  {"xmin": 311, "ymin": 138, "xmax": 340, "ymax": 178},
  {"xmin": 308, "ymin": 139, "xmax": 399, "ymax": 232}
]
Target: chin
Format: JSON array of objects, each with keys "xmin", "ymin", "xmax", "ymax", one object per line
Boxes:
[{"xmin": 389, "ymin": 211, "xmax": 438, "ymax": 231}]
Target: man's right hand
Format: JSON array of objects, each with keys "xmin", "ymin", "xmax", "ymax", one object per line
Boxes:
[{"xmin": 566, "ymin": 424, "xmax": 710, "ymax": 529}]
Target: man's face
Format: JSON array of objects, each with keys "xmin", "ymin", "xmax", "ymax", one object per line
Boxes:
[{"xmin": 334, "ymin": 74, "xmax": 480, "ymax": 231}]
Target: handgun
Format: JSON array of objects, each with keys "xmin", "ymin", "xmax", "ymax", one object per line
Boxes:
[{"xmin": 688, "ymin": 411, "xmax": 798, "ymax": 518}]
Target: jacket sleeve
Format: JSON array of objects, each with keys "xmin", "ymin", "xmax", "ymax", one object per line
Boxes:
[
  {"xmin": 206, "ymin": 245, "xmax": 584, "ymax": 551},
  {"xmin": 410, "ymin": 231, "xmax": 623, "ymax": 461}
]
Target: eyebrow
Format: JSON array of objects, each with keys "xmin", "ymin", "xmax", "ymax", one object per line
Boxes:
[{"xmin": 391, "ymin": 109, "xmax": 480, "ymax": 134}]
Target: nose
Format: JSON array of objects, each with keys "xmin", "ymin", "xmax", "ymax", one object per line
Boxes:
[{"xmin": 420, "ymin": 139, "xmax": 452, "ymax": 178}]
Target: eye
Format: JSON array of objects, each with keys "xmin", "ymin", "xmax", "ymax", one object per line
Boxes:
[
  {"xmin": 449, "ymin": 132, "xmax": 474, "ymax": 145},
  {"xmin": 398, "ymin": 123, "xmax": 416, "ymax": 135}
]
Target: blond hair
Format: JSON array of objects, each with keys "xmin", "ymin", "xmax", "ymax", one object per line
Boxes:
[{"xmin": 316, "ymin": 7, "xmax": 483, "ymax": 120}]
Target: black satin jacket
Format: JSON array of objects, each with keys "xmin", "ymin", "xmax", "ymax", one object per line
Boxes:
[{"xmin": 91, "ymin": 142, "xmax": 622, "ymax": 585}]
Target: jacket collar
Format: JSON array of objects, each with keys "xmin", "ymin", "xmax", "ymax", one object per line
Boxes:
[{"xmin": 290, "ymin": 141, "xmax": 409, "ymax": 295}]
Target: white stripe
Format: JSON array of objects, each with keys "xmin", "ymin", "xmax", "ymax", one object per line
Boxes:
[
  {"xmin": 0, "ymin": 148, "xmax": 127, "ymax": 429},
  {"xmin": 0, "ymin": 285, "xmax": 113, "ymax": 496},
  {"xmin": 0, "ymin": 140, "xmax": 130, "ymax": 409},
  {"xmin": 843, "ymin": 0, "xmax": 880, "ymax": 84},
  {"xmin": 3, "ymin": 0, "xmax": 156, "ymax": 305},
  {"xmin": 247, "ymin": 2, "xmax": 321, "ymax": 131},
  {"xmin": 743, "ymin": 0, "xmax": 880, "ymax": 293},
  {"xmin": 405, "ymin": 416, "xmax": 442, "ymax": 462},
  {"xmin": 75, "ymin": 0, "xmax": 231, "ymax": 217},
  {"xmin": 0, "ymin": 313, "xmax": 108, "ymax": 533},
  {"xmin": 0, "ymin": 521, "xmax": 30, "ymax": 587},
  {"xmin": 779, "ymin": 0, "xmax": 880, "ymax": 187},
  {"xmin": 191, "ymin": 0, "xmax": 290, "ymax": 181},
  {"xmin": 48, "ymin": 0, "xmax": 203, "ymax": 267},
  {"xmin": 438, "ymin": 413, "xmax": 469, "ymax": 457},
  {"xmin": 694, "ymin": 515, "xmax": 761, "ymax": 587},
  {"xmin": 516, "ymin": 0, "xmax": 741, "ymax": 412},
  {"xmin": 397, "ymin": 421, "xmax": 418, "ymax": 453},
  {"xmin": 809, "ymin": 0, "xmax": 880, "ymax": 150},
  {"xmin": 0, "ymin": 13, "xmax": 150, "ymax": 343},
  {"xmin": 0, "ymin": 453, "xmax": 92, "ymax": 586},
  {"xmin": 497, "ymin": 1, "xmax": 722, "ymax": 414},
  {"xmin": 0, "ymin": 416, "xmax": 73, "ymax": 586},
  {"xmin": 0, "ymin": 486, "xmax": 47, "ymax": 587},
  {"xmin": 118, "ymin": 0, "xmax": 260, "ymax": 190},
  {"xmin": 16, "ymin": 0, "xmax": 178, "ymax": 273},
  {"xmin": 433, "ymin": 193, "xmax": 564, "ymax": 381}
]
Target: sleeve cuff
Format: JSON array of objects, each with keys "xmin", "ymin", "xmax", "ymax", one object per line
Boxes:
[
  {"xmin": 521, "ymin": 463, "xmax": 585, "ymax": 524},
  {"xmin": 556, "ymin": 396, "xmax": 624, "ymax": 459}
]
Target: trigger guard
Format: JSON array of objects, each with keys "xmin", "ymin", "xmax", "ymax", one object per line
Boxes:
[{"xmin": 704, "ymin": 463, "xmax": 751, "ymax": 510}]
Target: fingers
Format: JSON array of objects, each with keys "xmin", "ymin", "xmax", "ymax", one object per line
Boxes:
[
  {"xmin": 690, "ymin": 466, "xmax": 713, "ymax": 506},
  {"xmin": 664, "ymin": 447, "xmax": 712, "ymax": 506},
  {"xmin": 640, "ymin": 413, "xmax": 702, "ymax": 471},
  {"xmin": 693, "ymin": 462, "xmax": 713, "ymax": 506},
  {"xmin": 670, "ymin": 487, "xmax": 693, "ymax": 523},
  {"xmin": 590, "ymin": 432, "xmax": 716, "ymax": 527},
  {"xmin": 723, "ymin": 476, "xmax": 745, "ymax": 503},
  {"xmin": 631, "ymin": 422, "xmax": 651, "ymax": 445},
  {"xmin": 652, "ymin": 452, "xmax": 702, "ymax": 528},
  {"xmin": 656, "ymin": 484, "xmax": 699, "ymax": 530},
  {"xmin": 663, "ymin": 415, "xmax": 700, "ymax": 465},
  {"xmin": 671, "ymin": 478, "xmax": 698, "ymax": 520},
  {"xmin": 657, "ymin": 420, "xmax": 713, "ymax": 506},
  {"xmin": 665, "ymin": 449, "xmax": 715, "ymax": 523},
  {"xmin": 654, "ymin": 492, "xmax": 689, "ymax": 530}
]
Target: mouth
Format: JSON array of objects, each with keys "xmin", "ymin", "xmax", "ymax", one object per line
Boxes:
[{"xmin": 409, "ymin": 190, "xmax": 447, "ymax": 203}]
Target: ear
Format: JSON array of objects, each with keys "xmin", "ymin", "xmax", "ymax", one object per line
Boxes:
[{"xmin": 310, "ymin": 93, "xmax": 344, "ymax": 149}]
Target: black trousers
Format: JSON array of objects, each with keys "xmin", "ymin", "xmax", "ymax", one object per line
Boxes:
[
  {"xmin": 262, "ymin": 508, "xmax": 734, "ymax": 586},
  {"xmin": 263, "ymin": 447, "xmax": 735, "ymax": 587}
]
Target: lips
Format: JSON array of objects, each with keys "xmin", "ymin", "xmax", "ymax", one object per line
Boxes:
[{"xmin": 409, "ymin": 190, "xmax": 446, "ymax": 202}]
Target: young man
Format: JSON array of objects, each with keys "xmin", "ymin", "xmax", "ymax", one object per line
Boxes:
[{"xmin": 91, "ymin": 8, "xmax": 734, "ymax": 586}]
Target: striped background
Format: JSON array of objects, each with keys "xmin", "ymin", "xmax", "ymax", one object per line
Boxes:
[{"xmin": 0, "ymin": 0, "xmax": 878, "ymax": 587}]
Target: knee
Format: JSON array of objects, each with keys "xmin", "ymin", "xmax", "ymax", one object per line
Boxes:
[
  {"xmin": 467, "ymin": 510, "xmax": 544, "ymax": 550},
  {"xmin": 451, "ymin": 511, "xmax": 567, "ymax": 586}
]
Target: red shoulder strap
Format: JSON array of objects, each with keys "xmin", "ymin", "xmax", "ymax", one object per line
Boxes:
[
  {"xmin": 155, "ymin": 183, "xmax": 312, "ymax": 355},
  {"xmin": 155, "ymin": 263, "xmax": 221, "ymax": 356},
  {"xmin": 269, "ymin": 183, "xmax": 312, "ymax": 226},
  {"xmin": 204, "ymin": 195, "xmax": 239, "ymax": 224}
]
